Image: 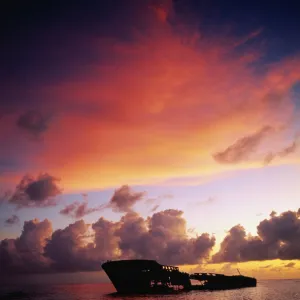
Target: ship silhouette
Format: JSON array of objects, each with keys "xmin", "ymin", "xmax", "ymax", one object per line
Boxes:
[{"xmin": 102, "ymin": 259, "xmax": 257, "ymax": 294}]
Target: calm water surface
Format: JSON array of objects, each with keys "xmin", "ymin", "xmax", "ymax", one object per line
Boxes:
[{"xmin": 1, "ymin": 280, "xmax": 300, "ymax": 300}]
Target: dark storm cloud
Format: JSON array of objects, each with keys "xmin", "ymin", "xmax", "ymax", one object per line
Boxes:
[
  {"xmin": 5, "ymin": 215, "xmax": 20, "ymax": 226},
  {"xmin": 16, "ymin": 110, "xmax": 51, "ymax": 138},
  {"xmin": 8, "ymin": 173, "xmax": 62, "ymax": 208},
  {"xmin": 213, "ymin": 126, "xmax": 273, "ymax": 164},
  {"xmin": 108, "ymin": 185, "xmax": 146, "ymax": 212},
  {"xmin": 213, "ymin": 208, "xmax": 300, "ymax": 262}
]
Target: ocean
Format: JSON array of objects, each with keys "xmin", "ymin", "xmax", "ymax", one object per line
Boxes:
[{"xmin": 1, "ymin": 280, "xmax": 300, "ymax": 300}]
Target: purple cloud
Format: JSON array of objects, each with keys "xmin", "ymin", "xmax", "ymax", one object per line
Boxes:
[
  {"xmin": 213, "ymin": 126, "xmax": 273, "ymax": 164},
  {"xmin": 8, "ymin": 173, "xmax": 62, "ymax": 208},
  {"xmin": 5, "ymin": 215, "xmax": 20, "ymax": 226}
]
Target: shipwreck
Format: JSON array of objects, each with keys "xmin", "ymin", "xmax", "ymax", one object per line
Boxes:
[{"xmin": 102, "ymin": 259, "xmax": 257, "ymax": 294}]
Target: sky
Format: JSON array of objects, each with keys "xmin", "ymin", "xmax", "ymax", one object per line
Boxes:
[{"xmin": 0, "ymin": 0, "xmax": 300, "ymax": 283}]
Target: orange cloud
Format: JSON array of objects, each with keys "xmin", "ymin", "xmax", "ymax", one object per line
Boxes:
[{"xmin": 1, "ymin": 2, "xmax": 300, "ymax": 191}]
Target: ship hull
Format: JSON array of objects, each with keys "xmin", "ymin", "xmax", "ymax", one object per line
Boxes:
[
  {"xmin": 102, "ymin": 260, "xmax": 257, "ymax": 294},
  {"xmin": 102, "ymin": 260, "xmax": 190, "ymax": 294},
  {"xmin": 190, "ymin": 273, "xmax": 257, "ymax": 290}
]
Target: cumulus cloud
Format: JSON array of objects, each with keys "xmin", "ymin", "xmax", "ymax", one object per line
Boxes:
[
  {"xmin": 213, "ymin": 126, "xmax": 273, "ymax": 164},
  {"xmin": 8, "ymin": 173, "xmax": 62, "ymax": 208},
  {"xmin": 92, "ymin": 217, "xmax": 121, "ymax": 261},
  {"xmin": 0, "ymin": 219, "xmax": 52, "ymax": 274},
  {"xmin": 16, "ymin": 110, "xmax": 51, "ymax": 138},
  {"xmin": 115, "ymin": 209, "xmax": 215, "ymax": 265},
  {"xmin": 5, "ymin": 215, "xmax": 20, "ymax": 226},
  {"xmin": 44, "ymin": 220, "xmax": 97, "ymax": 272},
  {"xmin": 108, "ymin": 185, "xmax": 146, "ymax": 212},
  {"xmin": 2, "ymin": 207, "xmax": 300, "ymax": 275},
  {"xmin": 0, "ymin": 209, "xmax": 215, "ymax": 274},
  {"xmin": 213, "ymin": 208, "xmax": 300, "ymax": 262}
]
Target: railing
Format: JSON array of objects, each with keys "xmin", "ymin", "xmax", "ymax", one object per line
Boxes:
[{"xmin": 162, "ymin": 265, "xmax": 179, "ymax": 271}]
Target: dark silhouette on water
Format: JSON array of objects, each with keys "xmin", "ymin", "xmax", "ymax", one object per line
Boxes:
[{"xmin": 102, "ymin": 259, "xmax": 256, "ymax": 294}]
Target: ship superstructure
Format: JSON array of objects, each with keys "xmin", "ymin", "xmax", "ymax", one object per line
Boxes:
[{"xmin": 102, "ymin": 259, "xmax": 191, "ymax": 293}]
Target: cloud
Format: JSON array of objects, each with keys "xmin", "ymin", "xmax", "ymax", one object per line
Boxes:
[
  {"xmin": 0, "ymin": 219, "xmax": 52, "ymax": 274},
  {"xmin": 115, "ymin": 209, "xmax": 215, "ymax": 265},
  {"xmin": 108, "ymin": 185, "xmax": 146, "ymax": 213},
  {"xmin": 260, "ymin": 264, "xmax": 271, "ymax": 269},
  {"xmin": 278, "ymin": 141, "xmax": 298, "ymax": 157},
  {"xmin": 59, "ymin": 185, "xmax": 165, "ymax": 220},
  {"xmin": 150, "ymin": 204, "xmax": 160, "ymax": 212},
  {"xmin": 59, "ymin": 201, "xmax": 102, "ymax": 219},
  {"xmin": 60, "ymin": 196, "xmax": 105, "ymax": 219},
  {"xmin": 2, "ymin": 207, "xmax": 300, "ymax": 274},
  {"xmin": 0, "ymin": 209, "xmax": 215, "ymax": 274},
  {"xmin": 16, "ymin": 110, "xmax": 51, "ymax": 138},
  {"xmin": 213, "ymin": 126, "xmax": 273, "ymax": 164},
  {"xmin": 264, "ymin": 139, "xmax": 299, "ymax": 165},
  {"xmin": 263, "ymin": 152, "xmax": 276, "ymax": 165},
  {"xmin": 146, "ymin": 193, "xmax": 173, "ymax": 213},
  {"xmin": 213, "ymin": 208, "xmax": 300, "ymax": 262},
  {"xmin": 44, "ymin": 220, "xmax": 97, "ymax": 272},
  {"xmin": 5, "ymin": 215, "xmax": 20, "ymax": 226},
  {"xmin": 1, "ymin": 0, "xmax": 300, "ymax": 191},
  {"xmin": 8, "ymin": 173, "xmax": 62, "ymax": 208},
  {"xmin": 59, "ymin": 185, "xmax": 155, "ymax": 218},
  {"xmin": 92, "ymin": 217, "xmax": 121, "ymax": 261},
  {"xmin": 284, "ymin": 262, "xmax": 296, "ymax": 268},
  {"xmin": 195, "ymin": 197, "xmax": 216, "ymax": 206}
]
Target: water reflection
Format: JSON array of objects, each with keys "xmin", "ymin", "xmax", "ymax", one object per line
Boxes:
[{"xmin": 1, "ymin": 281, "xmax": 300, "ymax": 300}]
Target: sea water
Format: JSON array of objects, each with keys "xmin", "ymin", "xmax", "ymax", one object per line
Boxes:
[{"xmin": 1, "ymin": 280, "xmax": 300, "ymax": 300}]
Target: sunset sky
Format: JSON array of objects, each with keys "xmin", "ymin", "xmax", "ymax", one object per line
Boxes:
[{"xmin": 0, "ymin": 0, "xmax": 300, "ymax": 282}]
